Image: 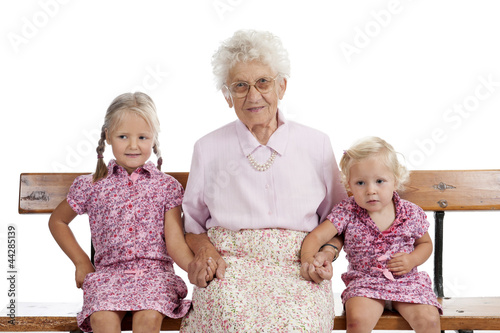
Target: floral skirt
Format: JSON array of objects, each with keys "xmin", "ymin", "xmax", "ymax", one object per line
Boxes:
[
  {"xmin": 180, "ymin": 227, "xmax": 334, "ymax": 332},
  {"xmin": 77, "ymin": 259, "xmax": 190, "ymax": 332}
]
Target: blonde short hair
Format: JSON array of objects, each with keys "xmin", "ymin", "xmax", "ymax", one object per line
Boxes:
[{"xmin": 339, "ymin": 136, "xmax": 409, "ymax": 191}]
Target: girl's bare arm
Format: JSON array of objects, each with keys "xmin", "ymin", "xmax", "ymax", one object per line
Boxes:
[
  {"xmin": 164, "ymin": 206, "xmax": 194, "ymax": 272},
  {"xmin": 48, "ymin": 199, "xmax": 94, "ymax": 288},
  {"xmin": 387, "ymin": 231, "xmax": 433, "ymax": 276}
]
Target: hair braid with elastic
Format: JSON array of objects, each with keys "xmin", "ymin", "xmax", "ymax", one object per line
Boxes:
[
  {"xmin": 153, "ymin": 140, "xmax": 163, "ymax": 171},
  {"xmin": 93, "ymin": 127, "xmax": 108, "ymax": 183}
]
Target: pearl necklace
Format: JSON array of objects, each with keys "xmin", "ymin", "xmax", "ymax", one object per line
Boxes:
[{"xmin": 247, "ymin": 150, "xmax": 277, "ymax": 172}]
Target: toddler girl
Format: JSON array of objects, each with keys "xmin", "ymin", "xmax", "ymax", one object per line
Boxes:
[
  {"xmin": 49, "ymin": 92, "xmax": 191, "ymax": 333},
  {"xmin": 301, "ymin": 136, "xmax": 442, "ymax": 333}
]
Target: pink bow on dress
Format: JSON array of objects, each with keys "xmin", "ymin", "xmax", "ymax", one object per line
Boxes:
[
  {"xmin": 124, "ymin": 269, "xmax": 146, "ymax": 277},
  {"xmin": 372, "ymin": 254, "xmax": 395, "ymax": 281}
]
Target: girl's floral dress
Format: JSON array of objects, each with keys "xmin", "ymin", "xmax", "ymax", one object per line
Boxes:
[
  {"xmin": 68, "ymin": 160, "xmax": 191, "ymax": 332},
  {"xmin": 328, "ymin": 192, "xmax": 442, "ymax": 313}
]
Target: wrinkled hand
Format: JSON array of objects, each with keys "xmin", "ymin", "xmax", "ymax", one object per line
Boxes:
[
  {"xmin": 387, "ymin": 252, "xmax": 414, "ymax": 276},
  {"xmin": 188, "ymin": 249, "xmax": 227, "ymax": 288},
  {"xmin": 75, "ymin": 262, "xmax": 95, "ymax": 289},
  {"xmin": 301, "ymin": 251, "xmax": 333, "ymax": 283}
]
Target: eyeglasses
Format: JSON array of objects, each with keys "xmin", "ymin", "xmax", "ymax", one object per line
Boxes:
[{"xmin": 224, "ymin": 75, "xmax": 279, "ymax": 98}]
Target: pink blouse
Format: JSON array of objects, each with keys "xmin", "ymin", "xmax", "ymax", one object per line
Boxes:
[{"xmin": 183, "ymin": 111, "xmax": 347, "ymax": 233}]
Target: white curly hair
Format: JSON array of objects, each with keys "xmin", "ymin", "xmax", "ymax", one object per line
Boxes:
[{"xmin": 211, "ymin": 29, "xmax": 291, "ymax": 91}]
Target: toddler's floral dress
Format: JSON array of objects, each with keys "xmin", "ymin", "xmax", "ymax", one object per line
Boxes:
[{"xmin": 328, "ymin": 192, "xmax": 442, "ymax": 313}]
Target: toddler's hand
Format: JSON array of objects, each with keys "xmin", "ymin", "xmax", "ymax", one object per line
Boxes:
[
  {"xmin": 387, "ymin": 252, "xmax": 414, "ymax": 276},
  {"xmin": 311, "ymin": 252, "xmax": 333, "ymax": 281}
]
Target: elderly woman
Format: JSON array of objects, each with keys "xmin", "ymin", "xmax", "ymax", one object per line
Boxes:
[{"xmin": 180, "ymin": 30, "xmax": 347, "ymax": 332}]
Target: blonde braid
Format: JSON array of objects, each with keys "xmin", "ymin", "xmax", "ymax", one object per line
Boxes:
[
  {"xmin": 153, "ymin": 139, "xmax": 162, "ymax": 171},
  {"xmin": 93, "ymin": 127, "xmax": 108, "ymax": 183}
]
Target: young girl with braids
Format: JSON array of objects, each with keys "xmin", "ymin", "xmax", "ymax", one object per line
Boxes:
[
  {"xmin": 300, "ymin": 136, "xmax": 442, "ymax": 333},
  {"xmin": 49, "ymin": 92, "xmax": 191, "ymax": 333}
]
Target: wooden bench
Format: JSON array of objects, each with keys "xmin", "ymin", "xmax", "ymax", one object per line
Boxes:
[{"xmin": 2, "ymin": 170, "xmax": 500, "ymax": 332}]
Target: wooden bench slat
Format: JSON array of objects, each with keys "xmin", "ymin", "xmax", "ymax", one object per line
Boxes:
[
  {"xmin": 399, "ymin": 170, "xmax": 500, "ymax": 211},
  {"xmin": 3, "ymin": 297, "xmax": 500, "ymax": 331},
  {"xmin": 19, "ymin": 173, "xmax": 84, "ymax": 214},
  {"xmin": 0, "ymin": 317, "xmax": 80, "ymax": 332},
  {"xmin": 20, "ymin": 170, "xmax": 500, "ymax": 214},
  {"xmin": 440, "ymin": 297, "xmax": 500, "ymax": 330},
  {"xmin": 19, "ymin": 172, "xmax": 189, "ymax": 214}
]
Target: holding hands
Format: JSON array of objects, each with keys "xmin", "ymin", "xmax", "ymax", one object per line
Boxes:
[
  {"xmin": 300, "ymin": 222, "xmax": 342, "ymax": 284},
  {"xmin": 188, "ymin": 255, "xmax": 227, "ymax": 288},
  {"xmin": 186, "ymin": 233, "xmax": 227, "ymax": 288},
  {"xmin": 300, "ymin": 250, "xmax": 334, "ymax": 283}
]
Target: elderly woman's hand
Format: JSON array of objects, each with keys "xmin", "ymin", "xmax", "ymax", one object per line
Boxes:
[
  {"xmin": 188, "ymin": 250, "xmax": 227, "ymax": 288},
  {"xmin": 186, "ymin": 233, "xmax": 227, "ymax": 288}
]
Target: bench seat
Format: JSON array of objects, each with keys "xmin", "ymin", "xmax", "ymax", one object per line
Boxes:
[{"xmin": 2, "ymin": 296, "xmax": 500, "ymax": 331}]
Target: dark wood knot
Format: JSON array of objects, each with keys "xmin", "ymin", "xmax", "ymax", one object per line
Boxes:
[
  {"xmin": 21, "ymin": 191, "xmax": 49, "ymax": 201},
  {"xmin": 433, "ymin": 182, "xmax": 456, "ymax": 191},
  {"xmin": 437, "ymin": 200, "xmax": 448, "ymax": 208}
]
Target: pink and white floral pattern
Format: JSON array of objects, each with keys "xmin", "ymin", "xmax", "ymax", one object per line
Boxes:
[
  {"xmin": 328, "ymin": 192, "xmax": 443, "ymax": 313},
  {"xmin": 67, "ymin": 160, "xmax": 191, "ymax": 332},
  {"xmin": 180, "ymin": 227, "xmax": 335, "ymax": 332}
]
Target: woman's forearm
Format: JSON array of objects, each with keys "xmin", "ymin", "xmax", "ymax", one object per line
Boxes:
[
  {"xmin": 185, "ymin": 232, "xmax": 226, "ymax": 286},
  {"xmin": 186, "ymin": 232, "xmax": 219, "ymax": 257}
]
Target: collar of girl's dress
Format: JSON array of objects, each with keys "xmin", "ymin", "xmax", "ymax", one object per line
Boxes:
[{"xmin": 106, "ymin": 159, "xmax": 155, "ymax": 180}]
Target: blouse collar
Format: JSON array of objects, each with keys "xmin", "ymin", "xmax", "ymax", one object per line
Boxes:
[
  {"xmin": 107, "ymin": 159, "xmax": 156, "ymax": 178},
  {"xmin": 236, "ymin": 109, "xmax": 289, "ymax": 157}
]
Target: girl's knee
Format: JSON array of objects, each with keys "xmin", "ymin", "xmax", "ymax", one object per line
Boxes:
[
  {"xmin": 346, "ymin": 309, "xmax": 366, "ymax": 327},
  {"xmin": 411, "ymin": 315, "xmax": 440, "ymax": 332},
  {"xmin": 346, "ymin": 317, "xmax": 367, "ymax": 332},
  {"xmin": 416, "ymin": 310, "xmax": 440, "ymax": 330},
  {"xmin": 345, "ymin": 298, "xmax": 384, "ymax": 332},
  {"xmin": 396, "ymin": 304, "xmax": 440, "ymax": 332},
  {"xmin": 89, "ymin": 311, "xmax": 125, "ymax": 332},
  {"xmin": 132, "ymin": 310, "xmax": 164, "ymax": 332}
]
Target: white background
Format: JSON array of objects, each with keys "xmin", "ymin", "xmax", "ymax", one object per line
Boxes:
[{"xmin": 1, "ymin": 1, "xmax": 500, "ymax": 332}]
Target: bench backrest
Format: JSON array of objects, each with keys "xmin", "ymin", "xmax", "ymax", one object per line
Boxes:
[
  {"xmin": 19, "ymin": 170, "xmax": 500, "ymax": 214},
  {"xmin": 399, "ymin": 170, "xmax": 500, "ymax": 211},
  {"xmin": 19, "ymin": 172, "xmax": 189, "ymax": 214}
]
